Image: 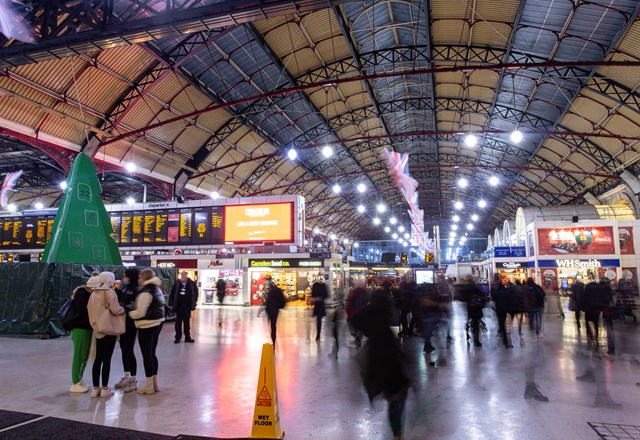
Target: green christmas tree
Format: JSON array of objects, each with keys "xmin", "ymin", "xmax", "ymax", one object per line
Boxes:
[{"xmin": 43, "ymin": 153, "xmax": 122, "ymax": 264}]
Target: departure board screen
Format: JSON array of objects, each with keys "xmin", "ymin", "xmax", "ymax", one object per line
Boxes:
[
  {"xmin": 10, "ymin": 218, "xmax": 23, "ymax": 246},
  {"xmin": 131, "ymin": 211, "xmax": 144, "ymax": 244},
  {"xmin": 179, "ymin": 210, "xmax": 192, "ymax": 244},
  {"xmin": 143, "ymin": 213, "xmax": 156, "ymax": 243},
  {"xmin": 193, "ymin": 208, "xmax": 210, "ymax": 244},
  {"xmin": 120, "ymin": 214, "xmax": 133, "ymax": 244},
  {"xmin": 155, "ymin": 211, "xmax": 168, "ymax": 243},
  {"xmin": 211, "ymin": 206, "xmax": 224, "ymax": 245},
  {"xmin": 167, "ymin": 210, "xmax": 180, "ymax": 243},
  {"xmin": 110, "ymin": 215, "xmax": 121, "ymax": 244},
  {"xmin": 23, "ymin": 219, "xmax": 36, "ymax": 247},
  {"xmin": 36, "ymin": 218, "xmax": 49, "ymax": 246}
]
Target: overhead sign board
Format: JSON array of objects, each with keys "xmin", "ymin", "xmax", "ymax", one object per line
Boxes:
[{"xmin": 225, "ymin": 202, "xmax": 293, "ymax": 243}]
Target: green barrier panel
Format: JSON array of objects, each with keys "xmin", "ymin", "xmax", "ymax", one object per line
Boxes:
[{"xmin": 0, "ymin": 263, "xmax": 176, "ymax": 336}]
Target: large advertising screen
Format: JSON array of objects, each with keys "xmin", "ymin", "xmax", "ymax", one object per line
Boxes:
[
  {"xmin": 537, "ymin": 226, "xmax": 615, "ymax": 256},
  {"xmin": 224, "ymin": 202, "xmax": 293, "ymax": 243}
]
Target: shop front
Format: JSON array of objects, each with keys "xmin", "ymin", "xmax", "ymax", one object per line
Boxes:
[
  {"xmin": 536, "ymin": 258, "xmax": 621, "ymax": 295},
  {"xmin": 197, "ymin": 258, "xmax": 244, "ymax": 307},
  {"xmin": 247, "ymin": 257, "xmax": 326, "ymax": 307},
  {"xmin": 495, "ymin": 261, "xmax": 529, "ymax": 284}
]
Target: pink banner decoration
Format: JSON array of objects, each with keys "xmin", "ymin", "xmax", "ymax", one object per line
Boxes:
[
  {"xmin": 0, "ymin": 0, "xmax": 35, "ymax": 43},
  {"xmin": 1, "ymin": 170, "xmax": 22, "ymax": 209}
]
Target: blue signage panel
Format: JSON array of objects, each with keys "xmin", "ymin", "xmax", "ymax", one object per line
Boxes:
[{"xmin": 494, "ymin": 246, "xmax": 526, "ymax": 258}]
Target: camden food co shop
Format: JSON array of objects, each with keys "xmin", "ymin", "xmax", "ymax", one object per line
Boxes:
[{"xmin": 247, "ymin": 256, "xmax": 343, "ymax": 306}]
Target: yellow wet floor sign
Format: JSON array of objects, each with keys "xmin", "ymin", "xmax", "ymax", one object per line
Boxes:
[{"xmin": 250, "ymin": 343, "xmax": 284, "ymax": 438}]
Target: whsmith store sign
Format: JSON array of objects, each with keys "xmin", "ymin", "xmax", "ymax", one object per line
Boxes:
[
  {"xmin": 537, "ymin": 259, "xmax": 620, "ymax": 268},
  {"xmin": 249, "ymin": 259, "xmax": 324, "ymax": 268}
]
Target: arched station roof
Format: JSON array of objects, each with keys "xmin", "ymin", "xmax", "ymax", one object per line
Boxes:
[{"xmin": 1, "ymin": 0, "xmax": 640, "ymax": 242}]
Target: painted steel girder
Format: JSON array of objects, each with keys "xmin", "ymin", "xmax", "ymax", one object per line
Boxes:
[
  {"xmin": 296, "ymin": 44, "xmax": 640, "ymax": 120},
  {"xmin": 0, "ymin": 0, "xmax": 332, "ymax": 69}
]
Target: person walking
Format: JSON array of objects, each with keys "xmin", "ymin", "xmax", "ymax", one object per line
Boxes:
[
  {"xmin": 128, "ymin": 268, "xmax": 166, "ymax": 395},
  {"xmin": 87, "ymin": 272, "xmax": 125, "ymax": 398},
  {"xmin": 526, "ymin": 277, "xmax": 546, "ymax": 337},
  {"xmin": 351, "ymin": 290, "xmax": 410, "ymax": 440},
  {"xmin": 265, "ymin": 280, "xmax": 285, "ymax": 346},
  {"xmin": 168, "ymin": 271, "xmax": 198, "ymax": 343},
  {"xmin": 492, "ymin": 275, "xmax": 511, "ymax": 348},
  {"xmin": 346, "ymin": 286, "xmax": 368, "ymax": 348},
  {"xmin": 457, "ymin": 275, "xmax": 485, "ymax": 347},
  {"xmin": 114, "ymin": 267, "xmax": 140, "ymax": 393},
  {"xmin": 311, "ymin": 275, "xmax": 329, "ymax": 341},
  {"xmin": 68, "ymin": 275, "xmax": 99, "ymax": 393},
  {"xmin": 216, "ymin": 277, "xmax": 226, "ymax": 304},
  {"xmin": 570, "ymin": 277, "xmax": 585, "ymax": 331}
]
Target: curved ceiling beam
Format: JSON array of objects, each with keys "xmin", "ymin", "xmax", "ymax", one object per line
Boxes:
[
  {"xmin": 100, "ymin": 59, "xmax": 640, "ymax": 147},
  {"xmin": 0, "ymin": 0, "xmax": 333, "ymax": 69}
]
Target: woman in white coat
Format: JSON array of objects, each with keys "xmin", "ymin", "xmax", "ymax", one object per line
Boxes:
[{"xmin": 87, "ymin": 271, "xmax": 125, "ymax": 398}]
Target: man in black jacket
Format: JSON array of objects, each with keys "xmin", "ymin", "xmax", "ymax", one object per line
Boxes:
[
  {"xmin": 265, "ymin": 280, "xmax": 285, "ymax": 346},
  {"xmin": 169, "ymin": 271, "xmax": 198, "ymax": 343}
]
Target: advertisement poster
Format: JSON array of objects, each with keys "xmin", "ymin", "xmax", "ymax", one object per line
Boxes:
[
  {"xmin": 225, "ymin": 202, "xmax": 293, "ymax": 243},
  {"xmin": 619, "ymin": 227, "xmax": 635, "ymax": 255},
  {"xmin": 537, "ymin": 227, "xmax": 615, "ymax": 256},
  {"xmin": 250, "ymin": 271, "xmax": 269, "ymax": 306},
  {"xmin": 597, "ymin": 266, "xmax": 618, "ymax": 282},
  {"xmin": 541, "ymin": 268, "xmax": 558, "ymax": 292},
  {"xmin": 527, "ymin": 230, "xmax": 535, "ymax": 257},
  {"xmin": 622, "ymin": 268, "xmax": 638, "ymax": 294}
]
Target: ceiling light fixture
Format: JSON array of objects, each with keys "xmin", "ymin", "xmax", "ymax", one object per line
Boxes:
[
  {"xmin": 357, "ymin": 204, "xmax": 365, "ymax": 213},
  {"xmin": 211, "ymin": 191, "xmax": 220, "ymax": 199},
  {"xmin": 357, "ymin": 183, "xmax": 366, "ymax": 193},
  {"xmin": 373, "ymin": 217, "xmax": 381, "ymax": 225},
  {"xmin": 59, "ymin": 181, "xmax": 67, "ymax": 190},
  {"xmin": 454, "ymin": 201, "xmax": 463, "ymax": 210},
  {"xmin": 384, "ymin": 226, "xmax": 390, "ymax": 233},
  {"xmin": 398, "ymin": 226, "xmax": 405, "ymax": 233},
  {"xmin": 377, "ymin": 204, "xmax": 386, "ymax": 213},
  {"xmin": 467, "ymin": 223, "xmax": 474, "ymax": 231},
  {"xmin": 126, "ymin": 197, "xmax": 135, "ymax": 205},
  {"xmin": 458, "ymin": 177, "xmax": 468, "ymax": 188},
  {"xmin": 452, "ymin": 215, "xmax": 460, "ymax": 222},
  {"xmin": 392, "ymin": 233, "xmax": 398, "ymax": 239},
  {"xmin": 287, "ymin": 148, "xmax": 297, "ymax": 160},
  {"xmin": 332, "ymin": 184, "xmax": 341, "ymax": 194},
  {"xmin": 322, "ymin": 145, "xmax": 333, "ymax": 158},
  {"xmin": 471, "ymin": 214, "xmax": 479, "ymax": 222},
  {"xmin": 451, "ymin": 224, "xmax": 458, "ymax": 231},
  {"xmin": 125, "ymin": 162, "xmax": 136, "ymax": 173},
  {"xmin": 510, "ymin": 130, "xmax": 523, "ymax": 144},
  {"xmin": 489, "ymin": 176, "xmax": 499, "ymax": 186},
  {"xmin": 449, "ymin": 231, "xmax": 456, "ymax": 238},
  {"xmin": 464, "ymin": 134, "xmax": 477, "ymax": 147},
  {"xmin": 478, "ymin": 199, "xmax": 487, "ymax": 208},
  {"xmin": 390, "ymin": 217, "xmax": 397, "ymax": 225},
  {"xmin": 7, "ymin": 203, "xmax": 16, "ymax": 212},
  {"xmin": 34, "ymin": 202, "xmax": 44, "ymax": 210}
]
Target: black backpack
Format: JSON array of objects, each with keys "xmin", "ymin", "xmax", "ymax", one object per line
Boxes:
[{"xmin": 58, "ymin": 296, "xmax": 79, "ymax": 331}]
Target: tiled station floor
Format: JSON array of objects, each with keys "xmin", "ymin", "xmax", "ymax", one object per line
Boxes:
[{"xmin": 1, "ymin": 300, "xmax": 640, "ymax": 439}]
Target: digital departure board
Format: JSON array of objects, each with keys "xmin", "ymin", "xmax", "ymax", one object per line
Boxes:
[{"xmin": 0, "ymin": 201, "xmax": 297, "ymax": 250}]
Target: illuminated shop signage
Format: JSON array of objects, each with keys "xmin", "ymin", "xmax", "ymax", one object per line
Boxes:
[
  {"xmin": 556, "ymin": 259, "xmax": 601, "ymax": 268},
  {"xmin": 249, "ymin": 259, "xmax": 323, "ymax": 268},
  {"xmin": 538, "ymin": 259, "xmax": 620, "ymax": 268},
  {"xmin": 501, "ymin": 262, "xmax": 522, "ymax": 269}
]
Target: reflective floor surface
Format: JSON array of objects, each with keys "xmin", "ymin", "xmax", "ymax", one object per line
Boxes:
[{"xmin": 1, "ymin": 300, "xmax": 640, "ymax": 439}]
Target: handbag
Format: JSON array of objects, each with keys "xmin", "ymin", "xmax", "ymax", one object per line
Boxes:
[
  {"xmin": 91, "ymin": 290, "xmax": 125, "ymax": 336},
  {"xmin": 57, "ymin": 296, "xmax": 73, "ymax": 322}
]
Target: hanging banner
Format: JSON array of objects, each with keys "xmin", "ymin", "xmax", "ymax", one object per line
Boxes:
[
  {"xmin": 537, "ymin": 227, "xmax": 615, "ymax": 256},
  {"xmin": 618, "ymin": 227, "xmax": 635, "ymax": 255}
]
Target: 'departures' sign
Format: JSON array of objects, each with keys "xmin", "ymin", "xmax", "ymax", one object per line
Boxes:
[{"xmin": 225, "ymin": 202, "xmax": 293, "ymax": 243}]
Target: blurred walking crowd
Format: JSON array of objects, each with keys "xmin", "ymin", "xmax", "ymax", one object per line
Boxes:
[{"xmin": 339, "ymin": 273, "xmax": 637, "ymax": 440}]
